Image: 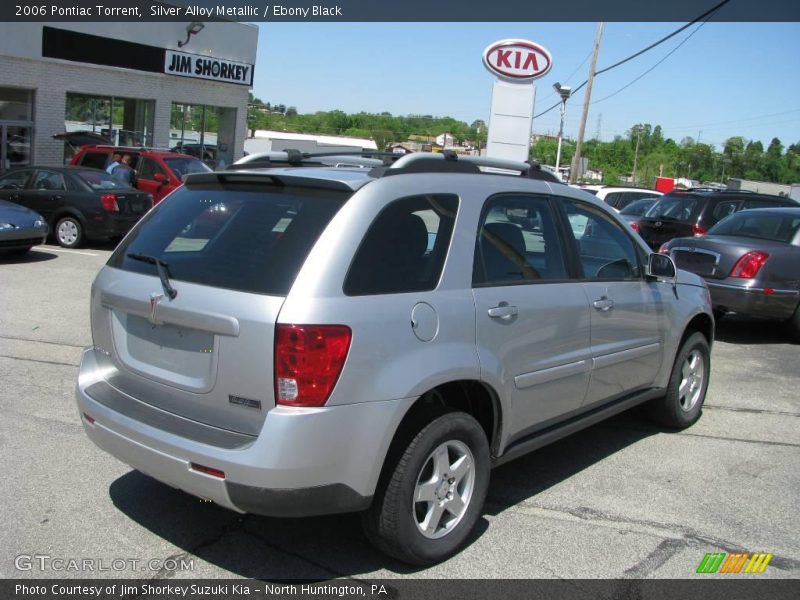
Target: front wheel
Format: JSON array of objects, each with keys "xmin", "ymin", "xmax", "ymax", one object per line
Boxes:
[
  {"xmin": 55, "ymin": 216, "xmax": 83, "ymax": 248},
  {"xmin": 648, "ymin": 332, "xmax": 710, "ymax": 428},
  {"xmin": 362, "ymin": 411, "xmax": 490, "ymax": 565}
]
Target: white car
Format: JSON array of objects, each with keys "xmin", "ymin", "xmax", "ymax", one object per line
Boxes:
[{"xmin": 584, "ymin": 186, "xmax": 662, "ymax": 212}]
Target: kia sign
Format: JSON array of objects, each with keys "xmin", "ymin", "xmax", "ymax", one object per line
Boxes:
[{"xmin": 482, "ymin": 39, "xmax": 552, "ymax": 82}]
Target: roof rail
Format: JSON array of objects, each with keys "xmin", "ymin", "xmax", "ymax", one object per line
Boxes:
[{"xmin": 368, "ymin": 152, "xmax": 562, "ymax": 182}]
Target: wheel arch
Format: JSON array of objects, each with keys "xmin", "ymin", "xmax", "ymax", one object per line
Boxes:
[{"xmin": 375, "ymin": 379, "xmax": 503, "ymax": 494}]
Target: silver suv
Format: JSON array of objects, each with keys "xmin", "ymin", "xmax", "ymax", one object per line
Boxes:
[{"xmin": 76, "ymin": 153, "xmax": 713, "ymax": 565}]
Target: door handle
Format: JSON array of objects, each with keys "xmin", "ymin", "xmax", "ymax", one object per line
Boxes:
[
  {"xmin": 592, "ymin": 297, "xmax": 614, "ymax": 311},
  {"xmin": 50, "ymin": 195, "xmax": 63, "ymax": 201},
  {"xmin": 488, "ymin": 305, "xmax": 518, "ymax": 319}
]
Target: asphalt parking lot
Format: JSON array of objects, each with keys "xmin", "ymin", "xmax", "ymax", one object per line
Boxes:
[{"xmin": 1, "ymin": 243, "xmax": 798, "ymax": 580}]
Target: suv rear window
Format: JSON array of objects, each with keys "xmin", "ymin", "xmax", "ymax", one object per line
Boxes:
[
  {"xmin": 645, "ymin": 194, "xmax": 702, "ymax": 222},
  {"xmin": 109, "ymin": 183, "xmax": 349, "ymax": 296}
]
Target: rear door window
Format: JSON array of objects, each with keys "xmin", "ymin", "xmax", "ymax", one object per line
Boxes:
[
  {"xmin": 344, "ymin": 194, "xmax": 458, "ymax": 295},
  {"xmin": 109, "ymin": 183, "xmax": 349, "ymax": 296},
  {"xmin": 31, "ymin": 170, "xmax": 67, "ymax": 191}
]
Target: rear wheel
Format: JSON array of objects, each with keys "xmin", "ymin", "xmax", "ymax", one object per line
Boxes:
[
  {"xmin": 648, "ymin": 332, "xmax": 710, "ymax": 429},
  {"xmin": 362, "ymin": 411, "xmax": 490, "ymax": 565},
  {"xmin": 55, "ymin": 216, "xmax": 83, "ymax": 248}
]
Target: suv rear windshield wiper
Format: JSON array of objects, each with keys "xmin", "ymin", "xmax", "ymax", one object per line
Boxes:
[{"xmin": 127, "ymin": 253, "xmax": 178, "ymax": 299}]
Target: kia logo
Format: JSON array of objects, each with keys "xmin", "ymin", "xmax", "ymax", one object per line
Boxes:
[{"xmin": 483, "ymin": 39, "xmax": 552, "ymax": 81}]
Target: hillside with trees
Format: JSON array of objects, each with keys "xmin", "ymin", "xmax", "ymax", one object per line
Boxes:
[{"xmin": 247, "ymin": 96, "xmax": 799, "ymax": 186}]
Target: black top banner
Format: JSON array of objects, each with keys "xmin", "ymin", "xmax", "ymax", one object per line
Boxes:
[{"xmin": 2, "ymin": 0, "xmax": 799, "ymax": 22}]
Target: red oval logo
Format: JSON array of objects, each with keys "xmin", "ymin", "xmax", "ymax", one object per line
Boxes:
[{"xmin": 483, "ymin": 39, "xmax": 552, "ymax": 81}]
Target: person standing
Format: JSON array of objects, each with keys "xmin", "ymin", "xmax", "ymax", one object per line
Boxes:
[
  {"xmin": 105, "ymin": 152, "xmax": 121, "ymax": 174},
  {"xmin": 112, "ymin": 154, "xmax": 135, "ymax": 186}
]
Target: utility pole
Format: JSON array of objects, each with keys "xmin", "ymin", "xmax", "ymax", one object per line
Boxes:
[
  {"xmin": 570, "ymin": 22, "xmax": 604, "ymax": 184},
  {"xmin": 632, "ymin": 129, "xmax": 641, "ymax": 185}
]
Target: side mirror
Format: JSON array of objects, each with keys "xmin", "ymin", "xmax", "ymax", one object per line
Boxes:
[
  {"xmin": 646, "ymin": 252, "xmax": 677, "ymax": 283},
  {"xmin": 153, "ymin": 173, "xmax": 168, "ymax": 184}
]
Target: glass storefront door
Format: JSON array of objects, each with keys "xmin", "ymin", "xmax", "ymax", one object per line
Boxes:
[{"xmin": 1, "ymin": 125, "xmax": 32, "ymax": 172}]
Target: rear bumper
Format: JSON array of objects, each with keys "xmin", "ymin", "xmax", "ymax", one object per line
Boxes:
[
  {"xmin": 76, "ymin": 347, "xmax": 413, "ymax": 516},
  {"xmin": 707, "ymin": 281, "xmax": 799, "ymax": 320},
  {"xmin": 84, "ymin": 215, "xmax": 141, "ymax": 239}
]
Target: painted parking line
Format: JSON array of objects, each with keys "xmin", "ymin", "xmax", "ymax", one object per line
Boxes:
[{"xmin": 41, "ymin": 246, "xmax": 100, "ymax": 257}]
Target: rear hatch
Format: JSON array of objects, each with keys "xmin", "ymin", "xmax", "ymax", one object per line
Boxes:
[
  {"xmin": 637, "ymin": 193, "xmax": 703, "ymax": 250},
  {"xmin": 91, "ymin": 177, "xmax": 350, "ymax": 435}
]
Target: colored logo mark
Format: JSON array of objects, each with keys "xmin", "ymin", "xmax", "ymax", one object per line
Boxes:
[{"xmin": 696, "ymin": 552, "xmax": 773, "ymax": 574}]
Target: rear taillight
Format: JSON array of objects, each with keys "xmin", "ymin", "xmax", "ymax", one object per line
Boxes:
[
  {"xmin": 658, "ymin": 243, "xmax": 670, "ymax": 255},
  {"xmin": 729, "ymin": 251, "xmax": 769, "ymax": 279},
  {"xmin": 275, "ymin": 324, "xmax": 352, "ymax": 407},
  {"xmin": 630, "ymin": 221, "xmax": 640, "ymax": 232},
  {"xmin": 691, "ymin": 224, "xmax": 707, "ymax": 236},
  {"xmin": 100, "ymin": 194, "xmax": 119, "ymax": 212}
]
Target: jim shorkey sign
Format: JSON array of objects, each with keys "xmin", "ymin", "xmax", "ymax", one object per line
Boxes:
[{"xmin": 483, "ymin": 39, "xmax": 552, "ymax": 163}]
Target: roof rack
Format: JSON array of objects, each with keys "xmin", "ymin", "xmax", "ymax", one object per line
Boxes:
[
  {"xmin": 368, "ymin": 151, "xmax": 562, "ymax": 182},
  {"xmin": 228, "ymin": 149, "xmax": 395, "ymax": 171}
]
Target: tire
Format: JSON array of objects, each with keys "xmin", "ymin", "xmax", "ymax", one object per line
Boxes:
[
  {"xmin": 648, "ymin": 332, "xmax": 710, "ymax": 429},
  {"xmin": 55, "ymin": 216, "xmax": 83, "ymax": 248},
  {"xmin": 362, "ymin": 411, "xmax": 490, "ymax": 565}
]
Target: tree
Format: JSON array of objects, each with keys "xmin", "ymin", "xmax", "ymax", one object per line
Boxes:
[{"xmin": 286, "ymin": 106, "xmax": 298, "ymax": 117}]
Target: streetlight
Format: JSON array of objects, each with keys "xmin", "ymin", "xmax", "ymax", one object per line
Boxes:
[{"xmin": 553, "ymin": 82, "xmax": 572, "ymax": 180}]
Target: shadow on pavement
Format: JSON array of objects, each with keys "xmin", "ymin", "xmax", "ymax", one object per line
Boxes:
[
  {"xmin": 109, "ymin": 411, "xmax": 658, "ymax": 579},
  {"xmin": 714, "ymin": 315, "xmax": 794, "ymax": 345},
  {"xmin": 0, "ymin": 248, "xmax": 58, "ymax": 264}
]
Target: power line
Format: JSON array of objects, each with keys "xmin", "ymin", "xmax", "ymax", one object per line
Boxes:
[
  {"xmin": 533, "ymin": 0, "xmax": 731, "ymax": 120},
  {"xmin": 590, "ymin": 21, "xmax": 707, "ymax": 105}
]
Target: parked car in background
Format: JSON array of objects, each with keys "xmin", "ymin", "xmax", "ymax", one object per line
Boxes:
[
  {"xmin": 619, "ymin": 197, "xmax": 658, "ymax": 230},
  {"xmin": 171, "ymin": 142, "xmax": 217, "ymax": 163},
  {"xmin": 636, "ymin": 189, "xmax": 798, "ymax": 251},
  {"xmin": 70, "ymin": 146, "xmax": 211, "ymax": 204},
  {"xmin": 661, "ymin": 207, "xmax": 800, "ymax": 340},
  {"xmin": 0, "ymin": 199, "xmax": 48, "ymax": 254},
  {"xmin": 0, "ymin": 167, "xmax": 152, "ymax": 248},
  {"xmin": 76, "ymin": 152, "xmax": 713, "ymax": 566},
  {"xmin": 579, "ymin": 185, "xmax": 662, "ymax": 212}
]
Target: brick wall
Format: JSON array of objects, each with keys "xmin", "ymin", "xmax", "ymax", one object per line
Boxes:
[{"xmin": 0, "ymin": 55, "xmax": 249, "ymax": 167}]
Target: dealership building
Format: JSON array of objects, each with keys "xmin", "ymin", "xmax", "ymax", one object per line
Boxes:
[{"xmin": 0, "ymin": 21, "xmax": 258, "ymax": 170}]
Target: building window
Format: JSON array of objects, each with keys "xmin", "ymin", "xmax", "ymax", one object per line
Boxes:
[
  {"xmin": 171, "ymin": 102, "xmax": 235, "ymax": 169},
  {"xmin": 63, "ymin": 93, "xmax": 155, "ymax": 162}
]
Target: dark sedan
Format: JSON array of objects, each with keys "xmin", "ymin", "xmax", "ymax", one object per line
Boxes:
[
  {"xmin": 0, "ymin": 199, "xmax": 48, "ymax": 254},
  {"xmin": 0, "ymin": 167, "xmax": 152, "ymax": 248},
  {"xmin": 662, "ymin": 208, "xmax": 800, "ymax": 340}
]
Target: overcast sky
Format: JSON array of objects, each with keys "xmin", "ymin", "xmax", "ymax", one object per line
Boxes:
[{"xmin": 251, "ymin": 21, "xmax": 800, "ymax": 150}]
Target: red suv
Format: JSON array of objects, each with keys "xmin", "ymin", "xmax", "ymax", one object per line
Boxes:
[{"xmin": 70, "ymin": 146, "xmax": 212, "ymax": 204}]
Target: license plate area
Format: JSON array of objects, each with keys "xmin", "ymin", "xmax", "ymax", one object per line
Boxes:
[{"xmin": 110, "ymin": 311, "xmax": 218, "ymax": 392}]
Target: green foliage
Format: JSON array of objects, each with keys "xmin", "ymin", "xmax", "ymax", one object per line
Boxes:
[
  {"xmin": 530, "ymin": 122, "xmax": 800, "ymax": 186},
  {"xmin": 246, "ymin": 106, "xmax": 484, "ymax": 149},
  {"xmin": 244, "ymin": 104, "xmax": 800, "ymax": 184}
]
